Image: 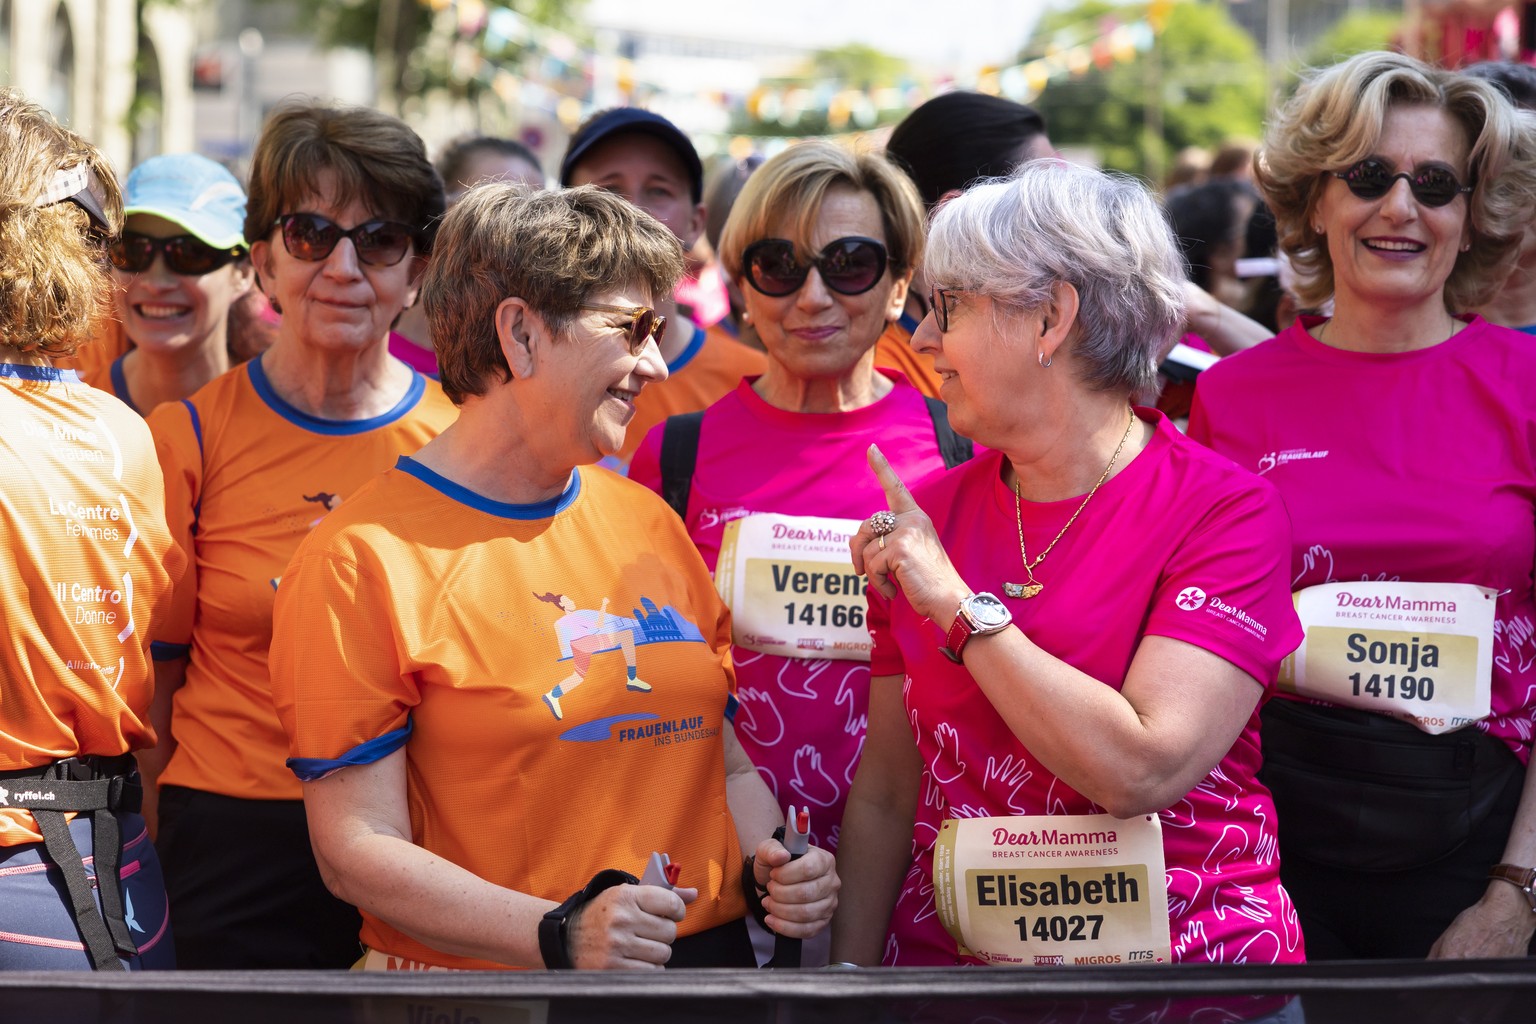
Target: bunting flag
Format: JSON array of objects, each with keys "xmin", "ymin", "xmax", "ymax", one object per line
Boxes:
[{"xmin": 419, "ymin": 0, "xmax": 1167, "ymax": 138}]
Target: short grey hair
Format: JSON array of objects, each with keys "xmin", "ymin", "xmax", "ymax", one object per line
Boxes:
[{"xmin": 925, "ymin": 161, "xmax": 1185, "ymax": 396}]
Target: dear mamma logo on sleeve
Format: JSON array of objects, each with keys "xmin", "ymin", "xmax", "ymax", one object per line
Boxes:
[{"xmin": 931, "ymin": 813, "xmax": 1172, "ymax": 967}]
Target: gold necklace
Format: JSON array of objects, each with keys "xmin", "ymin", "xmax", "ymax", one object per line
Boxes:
[{"xmin": 1004, "ymin": 408, "xmax": 1136, "ymax": 599}]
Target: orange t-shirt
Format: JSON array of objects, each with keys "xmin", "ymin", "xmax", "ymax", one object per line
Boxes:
[
  {"xmin": 872, "ymin": 313, "xmax": 942, "ymax": 399},
  {"xmin": 613, "ymin": 322, "xmax": 767, "ymax": 469},
  {"xmin": 271, "ymin": 462, "xmax": 747, "ymax": 969},
  {"xmin": 53, "ymin": 315, "xmax": 131, "ymax": 380},
  {"xmin": 80, "ymin": 355, "xmax": 139, "ymax": 415},
  {"xmin": 1, "ymin": 364, "xmax": 184, "ymax": 845},
  {"xmin": 146, "ymin": 358, "xmax": 458, "ymax": 800}
]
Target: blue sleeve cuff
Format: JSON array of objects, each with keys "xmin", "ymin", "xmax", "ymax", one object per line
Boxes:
[
  {"xmin": 150, "ymin": 641, "xmax": 191, "ymax": 661},
  {"xmin": 287, "ymin": 717, "xmax": 413, "ymax": 782},
  {"xmin": 724, "ymin": 693, "xmax": 739, "ymax": 723}
]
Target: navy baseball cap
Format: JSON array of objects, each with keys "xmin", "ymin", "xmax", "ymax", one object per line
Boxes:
[{"xmin": 560, "ymin": 108, "xmax": 704, "ymax": 204}]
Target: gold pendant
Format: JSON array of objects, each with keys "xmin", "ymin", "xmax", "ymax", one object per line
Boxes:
[{"xmin": 1004, "ymin": 582, "xmax": 1042, "ymax": 599}]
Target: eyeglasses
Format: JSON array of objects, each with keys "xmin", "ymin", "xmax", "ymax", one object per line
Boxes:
[
  {"xmin": 109, "ymin": 232, "xmax": 244, "ymax": 276},
  {"xmin": 578, "ymin": 303, "xmax": 667, "ymax": 354},
  {"xmin": 1331, "ymin": 157, "xmax": 1473, "ymax": 208},
  {"xmin": 741, "ymin": 236, "xmax": 889, "ymax": 297},
  {"xmin": 930, "ymin": 288, "xmax": 966, "ymax": 332},
  {"xmin": 273, "ymin": 212, "xmax": 415, "ymax": 266}
]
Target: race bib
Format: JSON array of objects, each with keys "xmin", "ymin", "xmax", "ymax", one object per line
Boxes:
[
  {"xmin": 714, "ymin": 513, "xmax": 869, "ymax": 662},
  {"xmin": 1278, "ymin": 581, "xmax": 1495, "ymax": 734},
  {"xmin": 933, "ymin": 813, "xmax": 1171, "ymax": 967}
]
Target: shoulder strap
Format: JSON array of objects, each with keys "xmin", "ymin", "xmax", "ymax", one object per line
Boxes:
[
  {"xmin": 659, "ymin": 410, "xmax": 705, "ymax": 519},
  {"xmin": 181, "ymin": 398, "xmax": 205, "ymax": 535},
  {"xmin": 923, "ymin": 395, "xmax": 973, "ymax": 469}
]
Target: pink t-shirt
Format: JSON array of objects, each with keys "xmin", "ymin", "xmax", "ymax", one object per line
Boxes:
[
  {"xmin": 1189, "ymin": 315, "xmax": 1536, "ymax": 762},
  {"xmin": 388, "ymin": 331, "xmax": 438, "ymax": 378},
  {"xmin": 868, "ymin": 410, "xmax": 1306, "ymax": 966},
  {"xmin": 631, "ymin": 372, "xmax": 953, "ymax": 850}
]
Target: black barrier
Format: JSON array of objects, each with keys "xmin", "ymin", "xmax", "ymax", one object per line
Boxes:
[{"xmin": 4, "ymin": 960, "xmax": 1536, "ymax": 1024}]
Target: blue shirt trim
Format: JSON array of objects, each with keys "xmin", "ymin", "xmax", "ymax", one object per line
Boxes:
[
  {"xmin": 150, "ymin": 640, "xmax": 191, "ymax": 661},
  {"xmin": 667, "ymin": 322, "xmax": 708, "ymax": 374},
  {"xmin": 248, "ymin": 355, "xmax": 427, "ymax": 435},
  {"xmin": 0, "ymin": 363, "xmax": 80, "ymax": 383},
  {"xmin": 724, "ymin": 693, "xmax": 739, "ymax": 723},
  {"xmin": 898, "ymin": 310, "xmax": 921, "ymax": 335},
  {"xmin": 288, "ymin": 718, "xmax": 413, "ymax": 781},
  {"xmin": 396, "ymin": 455, "xmax": 582, "ymax": 520},
  {"xmin": 109, "ymin": 356, "xmax": 141, "ymax": 415}
]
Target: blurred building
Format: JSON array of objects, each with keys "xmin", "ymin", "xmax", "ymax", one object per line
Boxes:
[{"xmin": 1, "ymin": 0, "xmax": 371, "ymax": 176}]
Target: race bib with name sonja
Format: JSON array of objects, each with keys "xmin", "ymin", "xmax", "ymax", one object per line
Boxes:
[
  {"xmin": 714, "ymin": 513, "xmax": 870, "ymax": 662},
  {"xmin": 933, "ymin": 813, "xmax": 1171, "ymax": 967},
  {"xmin": 1278, "ymin": 581, "xmax": 1495, "ymax": 734}
]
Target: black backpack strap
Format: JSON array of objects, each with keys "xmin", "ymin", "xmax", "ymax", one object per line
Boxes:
[
  {"xmin": 923, "ymin": 395, "xmax": 973, "ymax": 469},
  {"xmin": 9, "ymin": 760, "xmax": 141, "ymax": 970},
  {"xmin": 659, "ymin": 410, "xmax": 705, "ymax": 520}
]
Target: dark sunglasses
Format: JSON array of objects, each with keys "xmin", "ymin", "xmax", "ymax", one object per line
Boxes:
[
  {"xmin": 109, "ymin": 232, "xmax": 244, "ymax": 275},
  {"xmin": 274, "ymin": 212, "xmax": 415, "ymax": 267},
  {"xmin": 578, "ymin": 303, "xmax": 667, "ymax": 354},
  {"xmin": 1331, "ymin": 157, "xmax": 1473, "ymax": 208},
  {"xmin": 742, "ymin": 236, "xmax": 888, "ymax": 297}
]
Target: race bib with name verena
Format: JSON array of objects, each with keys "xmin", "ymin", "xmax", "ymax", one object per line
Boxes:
[{"xmin": 715, "ymin": 513, "xmax": 870, "ymax": 662}]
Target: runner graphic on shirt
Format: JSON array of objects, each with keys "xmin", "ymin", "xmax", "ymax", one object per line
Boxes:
[{"xmin": 535, "ymin": 592, "xmax": 651, "ymax": 721}]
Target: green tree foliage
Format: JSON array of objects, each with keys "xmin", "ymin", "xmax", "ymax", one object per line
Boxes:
[
  {"xmin": 1304, "ymin": 11, "xmax": 1402, "ymax": 69},
  {"xmin": 291, "ymin": 0, "xmax": 584, "ymax": 113},
  {"xmin": 1026, "ymin": 1, "xmax": 1267, "ymax": 180}
]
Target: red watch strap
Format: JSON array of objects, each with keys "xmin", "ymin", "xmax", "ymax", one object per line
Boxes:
[{"xmin": 943, "ymin": 608, "xmax": 971, "ymax": 663}]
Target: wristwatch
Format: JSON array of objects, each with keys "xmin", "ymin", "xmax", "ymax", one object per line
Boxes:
[
  {"xmin": 941, "ymin": 592, "xmax": 1013, "ymax": 663},
  {"xmin": 539, "ymin": 868, "xmax": 637, "ymax": 968},
  {"xmin": 1487, "ymin": 863, "xmax": 1536, "ymax": 913}
]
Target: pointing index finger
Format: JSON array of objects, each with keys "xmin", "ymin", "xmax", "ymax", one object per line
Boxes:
[{"xmin": 867, "ymin": 444, "xmax": 919, "ymax": 515}]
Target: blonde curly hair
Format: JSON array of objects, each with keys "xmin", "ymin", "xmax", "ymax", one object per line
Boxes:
[
  {"xmin": 1256, "ymin": 51, "xmax": 1536, "ymax": 311},
  {"xmin": 0, "ymin": 88, "xmax": 123, "ymax": 359}
]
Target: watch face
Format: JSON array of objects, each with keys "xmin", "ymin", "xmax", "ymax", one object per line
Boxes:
[{"xmin": 964, "ymin": 592, "xmax": 1012, "ymax": 630}]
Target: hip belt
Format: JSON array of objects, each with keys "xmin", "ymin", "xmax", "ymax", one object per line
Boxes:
[{"xmin": 0, "ymin": 755, "xmax": 142, "ymax": 971}]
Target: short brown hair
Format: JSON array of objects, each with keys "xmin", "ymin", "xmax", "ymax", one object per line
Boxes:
[
  {"xmin": 0, "ymin": 88, "xmax": 123, "ymax": 359},
  {"xmin": 243, "ymin": 100, "xmax": 445, "ymax": 255},
  {"xmin": 1258, "ymin": 50, "xmax": 1536, "ymax": 310},
  {"xmin": 423, "ymin": 183, "xmax": 686, "ymax": 405},
  {"xmin": 719, "ymin": 140, "xmax": 925, "ymax": 281}
]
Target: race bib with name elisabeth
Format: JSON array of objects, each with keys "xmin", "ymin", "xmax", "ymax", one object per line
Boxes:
[{"xmin": 933, "ymin": 813, "xmax": 1171, "ymax": 967}]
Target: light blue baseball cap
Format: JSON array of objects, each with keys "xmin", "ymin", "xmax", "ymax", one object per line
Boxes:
[{"xmin": 123, "ymin": 153, "xmax": 247, "ymax": 251}]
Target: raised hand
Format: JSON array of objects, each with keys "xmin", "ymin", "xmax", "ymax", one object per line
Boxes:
[{"xmin": 848, "ymin": 444, "xmax": 969, "ymax": 625}]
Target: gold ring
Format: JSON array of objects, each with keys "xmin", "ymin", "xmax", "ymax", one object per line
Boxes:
[{"xmin": 878, "ymin": 535, "xmax": 886, "ymax": 550}]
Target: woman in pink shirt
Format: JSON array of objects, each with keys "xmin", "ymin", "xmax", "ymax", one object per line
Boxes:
[
  {"xmin": 833, "ymin": 160, "xmax": 1305, "ymax": 968},
  {"xmin": 630, "ymin": 141, "xmax": 956, "ymax": 965},
  {"xmin": 1190, "ymin": 52, "xmax": 1536, "ymax": 960}
]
